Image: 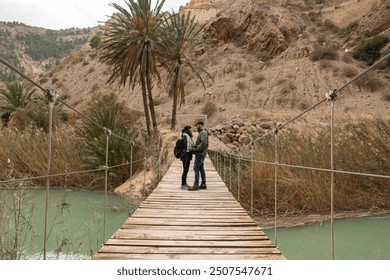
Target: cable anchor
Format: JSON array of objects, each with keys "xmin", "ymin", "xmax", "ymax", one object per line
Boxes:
[
  {"xmin": 326, "ymin": 89, "xmax": 337, "ymax": 101},
  {"xmin": 46, "ymin": 89, "xmax": 58, "ymax": 104},
  {"xmin": 104, "ymin": 128, "xmax": 112, "ymax": 136}
]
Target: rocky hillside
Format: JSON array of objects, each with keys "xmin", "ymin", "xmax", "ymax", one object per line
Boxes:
[
  {"xmin": 0, "ymin": 21, "xmax": 100, "ymax": 81},
  {"xmin": 1, "ymin": 0, "xmax": 389, "ymax": 148}
]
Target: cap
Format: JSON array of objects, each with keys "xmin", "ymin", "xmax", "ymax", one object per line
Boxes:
[{"xmin": 195, "ymin": 120, "xmax": 204, "ymax": 126}]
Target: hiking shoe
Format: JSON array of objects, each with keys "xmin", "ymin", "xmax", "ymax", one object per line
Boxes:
[
  {"xmin": 188, "ymin": 185, "xmax": 199, "ymax": 191},
  {"xmin": 199, "ymin": 184, "xmax": 207, "ymax": 190},
  {"xmin": 181, "ymin": 184, "xmax": 189, "ymax": 190}
]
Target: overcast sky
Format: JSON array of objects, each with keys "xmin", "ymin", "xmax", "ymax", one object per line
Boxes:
[{"xmin": 0, "ymin": 0, "xmax": 190, "ymax": 30}]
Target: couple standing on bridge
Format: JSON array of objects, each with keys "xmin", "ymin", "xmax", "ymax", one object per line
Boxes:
[{"xmin": 179, "ymin": 120, "xmax": 209, "ymax": 191}]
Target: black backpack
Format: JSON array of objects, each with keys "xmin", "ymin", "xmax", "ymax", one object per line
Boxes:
[{"xmin": 174, "ymin": 137, "xmax": 186, "ymax": 159}]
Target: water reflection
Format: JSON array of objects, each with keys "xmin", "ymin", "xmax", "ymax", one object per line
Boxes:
[
  {"xmin": 265, "ymin": 215, "xmax": 390, "ymax": 260},
  {"xmin": 0, "ymin": 188, "xmax": 136, "ymax": 260}
]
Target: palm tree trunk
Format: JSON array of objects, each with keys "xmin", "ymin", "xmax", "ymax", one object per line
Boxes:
[
  {"xmin": 141, "ymin": 76, "xmax": 151, "ymax": 136},
  {"xmin": 140, "ymin": 47, "xmax": 152, "ymax": 136},
  {"xmin": 170, "ymin": 66, "xmax": 180, "ymax": 131},
  {"xmin": 146, "ymin": 45, "xmax": 158, "ymax": 137}
]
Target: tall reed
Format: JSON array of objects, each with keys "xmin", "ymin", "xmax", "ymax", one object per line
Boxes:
[
  {"xmin": 0, "ymin": 189, "xmax": 34, "ymax": 259},
  {"xmin": 214, "ymin": 119, "xmax": 390, "ymax": 214}
]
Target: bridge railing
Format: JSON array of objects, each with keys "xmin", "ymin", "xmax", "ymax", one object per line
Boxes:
[{"xmin": 209, "ymin": 52, "xmax": 390, "ymax": 260}]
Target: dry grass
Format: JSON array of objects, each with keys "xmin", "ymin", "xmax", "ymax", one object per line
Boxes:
[
  {"xmin": 310, "ymin": 46, "xmax": 339, "ymax": 62},
  {"xmin": 0, "ymin": 127, "xmax": 90, "ymax": 188},
  {"xmin": 252, "ymin": 73, "xmax": 265, "ymax": 84},
  {"xmin": 202, "ymin": 101, "xmax": 217, "ymax": 117},
  {"xmin": 382, "ymin": 91, "xmax": 390, "ymax": 102},
  {"xmin": 355, "ymin": 72, "xmax": 383, "ymax": 92},
  {"xmin": 235, "ymin": 81, "xmax": 246, "ymax": 91},
  {"xmin": 213, "ymin": 119, "xmax": 390, "ymax": 213}
]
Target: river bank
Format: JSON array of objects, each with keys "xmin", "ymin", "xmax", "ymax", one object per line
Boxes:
[{"xmin": 254, "ymin": 208, "xmax": 390, "ymax": 229}]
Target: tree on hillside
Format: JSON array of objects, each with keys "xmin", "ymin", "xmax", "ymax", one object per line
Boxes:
[
  {"xmin": 100, "ymin": 0, "xmax": 167, "ymax": 137},
  {"xmin": 164, "ymin": 11, "xmax": 210, "ymax": 130},
  {"xmin": 0, "ymin": 80, "xmax": 36, "ymax": 124}
]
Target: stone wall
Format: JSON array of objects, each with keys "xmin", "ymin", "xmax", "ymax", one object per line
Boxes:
[{"xmin": 210, "ymin": 120, "xmax": 276, "ymax": 149}]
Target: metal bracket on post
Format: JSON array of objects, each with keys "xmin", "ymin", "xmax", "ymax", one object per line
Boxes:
[
  {"xmin": 46, "ymin": 90, "xmax": 58, "ymax": 105},
  {"xmin": 104, "ymin": 128, "xmax": 112, "ymax": 137},
  {"xmin": 326, "ymin": 89, "xmax": 337, "ymax": 101}
]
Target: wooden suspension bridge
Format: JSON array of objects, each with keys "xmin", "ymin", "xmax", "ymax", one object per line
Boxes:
[{"xmin": 93, "ymin": 157, "xmax": 285, "ymax": 260}]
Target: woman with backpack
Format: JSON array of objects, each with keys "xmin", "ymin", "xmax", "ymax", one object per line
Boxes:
[{"xmin": 179, "ymin": 125, "xmax": 194, "ymax": 190}]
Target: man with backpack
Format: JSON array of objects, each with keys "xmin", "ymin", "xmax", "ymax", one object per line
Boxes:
[{"xmin": 188, "ymin": 121, "xmax": 208, "ymax": 191}]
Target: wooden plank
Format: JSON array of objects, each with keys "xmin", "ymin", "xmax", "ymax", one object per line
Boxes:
[
  {"xmin": 112, "ymin": 229, "xmax": 267, "ymax": 237},
  {"xmin": 111, "ymin": 231, "xmax": 268, "ymax": 240},
  {"xmin": 105, "ymin": 239, "xmax": 275, "ymax": 247},
  {"xmin": 94, "ymin": 253, "xmax": 285, "ymax": 260},
  {"xmin": 99, "ymin": 246, "xmax": 279, "ymax": 254},
  {"xmin": 120, "ymin": 225, "xmax": 263, "ymax": 231},
  {"xmin": 126, "ymin": 216, "xmax": 256, "ymax": 225}
]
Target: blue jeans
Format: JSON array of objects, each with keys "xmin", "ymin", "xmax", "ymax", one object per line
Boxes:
[{"xmin": 193, "ymin": 154, "xmax": 206, "ymax": 186}]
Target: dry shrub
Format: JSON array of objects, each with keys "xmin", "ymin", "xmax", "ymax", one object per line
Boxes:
[
  {"xmin": 382, "ymin": 91, "xmax": 390, "ymax": 102},
  {"xmin": 236, "ymin": 81, "xmax": 246, "ymax": 90},
  {"xmin": 319, "ymin": 60, "xmax": 333, "ymax": 70},
  {"xmin": 51, "ymin": 77, "xmax": 59, "ymax": 85},
  {"xmin": 323, "ymin": 19, "xmax": 339, "ymax": 33},
  {"xmin": 342, "ymin": 53, "xmax": 354, "ymax": 63},
  {"xmin": 89, "ymin": 52, "xmax": 98, "ymax": 59},
  {"xmin": 355, "ymin": 72, "xmax": 383, "ymax": 92},
  {"xmin": 252, "ymin": 74, "xmax": 265, "ymax": 84},
  {"xmin": 276, "ymin": 97, "xmax": 292, "ymax": 106},
  {"xmin": 224, "ymin": 64, "xmax": 235, "ymax": 75},
  {"xmin": 62, "ymin": 52, "xmax": 84, "ymax": 65},
  {"xmin": 202, "ymin": 101, "xmax": 217, "ymax": 117},
  {"xmin": 0, "ymin": 128, "xmax": 87, "ymax": 187},
  {"xmin": 252, "ymin": 73, "xmax": 265, "ymax": 85},
  {"xmin": 280, "ymin": 81, "xmax": 296, "ymax": 95},
  {"xmin": 310, "ymin": 46, "xmax": 339, "ymax": 61},
  {"xmin": 91, "ymin": 84, "xmax": 100, "ymax": 92},
  {"xmin": 87, "ymin": 67, "xmax": 95, "ymax": 75},
  {"xmin": 218, "ymin": 119, "xmax": 390, "ymax": 213},
  {"xmin": 341, "ymin": 66, "xmax": 358, "ymax": 79},
  {"xmin": 298, "ymin": 102, "xmax": 310, "ymax": 111},
  {"xmin": 235, "ymin": 72, "xmax": 246, "ymax": 79}
]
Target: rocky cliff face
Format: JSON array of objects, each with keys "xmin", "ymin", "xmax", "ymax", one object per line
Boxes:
[{"xmin": 183, "ymin": 0, "xmax": 303, "ymax": 59}]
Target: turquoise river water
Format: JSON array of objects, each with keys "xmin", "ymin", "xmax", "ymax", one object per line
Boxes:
[{"xmin": 1, "ymin": 189, "xmax": 389, "ymax": 260}]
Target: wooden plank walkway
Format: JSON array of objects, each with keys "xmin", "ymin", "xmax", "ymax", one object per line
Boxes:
[{"xmin": 93, "ymin": 157, "xmax": 285, "ymax": 260}]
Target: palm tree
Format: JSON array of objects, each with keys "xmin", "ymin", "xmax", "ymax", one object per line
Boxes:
[
  {"xmin": 100, "ymin": 0, "xmax": 166, "ymax": 137},
  {"xmin": 164, "ymin": 11, "xmax": 210, "ymax": 130},
  {"xmin": 0, "ymin": 80, "xmax": 36, "ymax": 124}
]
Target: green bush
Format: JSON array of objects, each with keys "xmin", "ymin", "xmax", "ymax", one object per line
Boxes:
[
  {"xmin": 339, "ymin": 21, "xmax": 358, "ymax": 39},
  {"xmin": 89, "ymin": 35, "xmax": 102, "ymax": 49},
  {"xmin": 352, "ymin": 35, "xmax": 389, "ymax": 65},
  {"xmin": 79, "ymin": 93, "xmax": 145, "ymax": 186}
]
